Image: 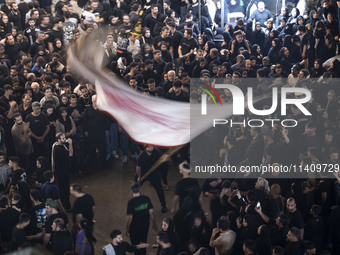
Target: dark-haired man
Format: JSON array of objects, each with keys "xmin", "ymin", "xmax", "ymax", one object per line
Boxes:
[
  {"xmin": 8, "ymin": 156, "xmax": 26, "ymax": 185},
  {"xmin": 144, "ymin": 5, "xmax": 159, "ymax": 37},
  {"xmin": 41, "ymin": 171, "xmax": 65, "ymax": 214},
  {"xmin": 126, "ymin": 182, "xmax": 157, "ymax": 255},
  {"xmin": 103, "ymin": 229, "xmax": 149, "ymax": 255},
  {"xmin": 178, "ymin": 29, "xmax": 198, "ymax": 61},
  {"xmin": 136, "ymin": 145, "xmax": 169, "ymax": 212},
  {"xmin": 0, "ymin": 195, "xmax": 20, "ymax": 248},
  {"xmin": 43, "ymin": 199, "xmax": 68, "ymax": 246},
  {"xmin": 70, "ymin": 183, "xmax": 95, "ymax": 233},
  {"xmin": 25, "ymin": 101, "xmax": 50, "ymax": 159},
  {"xmin": 11, "ymin": 213, "xmax": 31, "ymax": 251},
  {"xmin": 52, "ymin": 132, "xmax": 73, "ymax": 210},
  {"xmin": 210, "ymin": 216, "xmax": 236, "ymax": 255},
  {"xmin": 50, "ymin": 218, "xmax": 73, "ymax": 254},
  {"xmin": 171, "ymin": 161, "xmax": 199, "ymax": 214}
]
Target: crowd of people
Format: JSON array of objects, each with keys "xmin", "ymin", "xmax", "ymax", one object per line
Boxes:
[{"xmin": 0, "ymin": 0, "xmax": 339, "ymax": 254}]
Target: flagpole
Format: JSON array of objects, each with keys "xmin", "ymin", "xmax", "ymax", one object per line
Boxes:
[
  {"xmin": 139, "ymin": 146, "xmax": 184, "ymax": 182},
  {"xmin": 221, "ymin": 0, "xmax": 224, "ymax": 30},
  {"xmin": 199, "ymin": 0, "xmax": 201, "ymax": 34}
]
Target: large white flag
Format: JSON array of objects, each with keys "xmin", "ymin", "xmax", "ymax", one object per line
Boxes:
[{"xmin": 67, "ymin": 35, "xmax": 256, "ymax": 147}]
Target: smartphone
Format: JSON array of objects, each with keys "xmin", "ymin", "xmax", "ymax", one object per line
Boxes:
[{"xmin": 256, "ymin": 202, "xmax": 261, "ymax": 209}]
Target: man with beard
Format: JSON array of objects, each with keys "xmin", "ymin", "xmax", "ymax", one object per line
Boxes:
[
  {"xmin": 43, "ymin": 198, "xmax": 68, "ymax": 247},
  {"xmin": 3, "ymin": 33, "xmax": 21, "ymax": 66},
  {"xmin": 103, "ymin": 229, "xmax": 149, "ymax": 255},
  {"xmin": 52, "ymin": 132, "xmax": 73, "ymax": 210},
  {"xmin": 8, "ymin": 3, "xmax": 22, "ymax": 30},
  {"xmin": 11, "ymin": 113, "xmax": 33, "ymax": 172}
]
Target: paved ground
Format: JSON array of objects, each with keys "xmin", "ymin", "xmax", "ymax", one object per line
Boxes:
[{"xmin": 68, "ymin": 155, "xmax": 209, "ymax": 255}]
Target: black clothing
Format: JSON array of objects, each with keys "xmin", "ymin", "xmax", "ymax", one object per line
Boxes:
[
  {"xmin": 11, "ymin": 226, "xmax": 28, "ymax": 250},
  {"xmin": 174, "ymin": 178, "xmax": 199, "ymax": 207},
  {"xmin": 50, "ymin": 230, "xmax": 73, "ymax": 255},
  {"xmin": 284, "ymin": 240, "xmax": 303, "ymax": 255},
  {"xmin": 83, "ymin": 106, "xmax": 110, "ymax": 164},
  {"xmin": 45, "ymin": 212, "xmax": 68, "ymax": 234},
  {"xmin": 170, "ymin": 30, "xmax": 183, "ymax": 59},
  {"xmin": 41, "ymin": 182, "xmax": 60, "ymax": 201},
  {"xmin": 29, "ymin": 203, "xmax": 47, "ymax": 234},
  {"xmin": 127, "ymin": 195, "xmax": 153, "ymax": 255},
  {"xmin": 72, "ymin": 194, "xmax": 95, "ymax": 223},
  {"xmin": 137, "ymin": 149, "xmax": 167, "ymax": 207},
  {"xmin": 179, "ymin": 37, "xmax": 198, "ymax": 59},
  {"xmin": 5, "ymin": 42, "xmax": 21, "ymax": 66},
  {"xmin": 0, "ymin": 208, "xmax": 20, "ymax": 242},
  {"xmin": 102, "ymin": 242, "xmax": 136, "ymax": 255},
  {"xmin": 53, "ymin": 144, "xmax": 71, "ymax": 209}
]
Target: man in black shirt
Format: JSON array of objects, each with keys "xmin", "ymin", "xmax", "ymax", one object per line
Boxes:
[
  {"xmin": 103, "ymin": 229, "xmax": 149, "ymax": 255},
  {"xmin": 83, "ymin": 95, "xmax": 110, "ymax": 166},
  {"xmin": 43, "ymin": 198, "xmax": 68, "ymax": 247},
  {"xmin": 178, "ymin": 29, "xmax": 198, "ymax": 61},
  {"xmin": 153, "ymin": 26, "xmax": 173, "ymax": 57},
  {"xmin": 70, "ymin": 183, "xmax": 95, "ymax": 233},
  {"xmin": 144, "ymin": 5, "xmax": 159, "ymax": 37},
  {"xmin": 11, "ymin": 213, "xmax": 31, "ymax": 251},
  {"xmin": 284, "ymin": 227, "xmax": 303, "ymax": 255},
  {"xmin": 167, "ymin": 20, "xmax": 183, "ymax": 61},
  {"xmin": 136, "ymin": 145, "xmax": 169, "ymax": 212},
  {"xmin": 0, "ymin": 196, "xmax": 20, "ymax": 249},
  {"xmin": 47, "ymin": 18, "xmax": 63, "ymax": 54},
  {"xmin": 152, "ymin": 50, "xmax": 166, "ymax": 85},
  {"xmin": 4, "ymin": 33, "xmax": 21, "ymax": 66},
  {"xmin": 171, "ymin": 161, "xmax": 199, "ymax": 213},
  {"xmin": 285, "ymin": 197, "xmax": 304, "ymax": 239},
  {"xmin": 8, "ymin": 2, "xmax": 22, "ymax": 30},
  {"xmin": 50, "ymin": 218, "xmax": 73, "ymax": 255},
  {"xmin": 126, "ymin": 182, "xmax": 157, "ymax": 255},
  {"xmin": 24, "ymin": 18, "xmax": 40, "ymax": 46},
  {"xmin": 25, "ymin": 101, "xmax": 50, "ymax": 159},
  {"xmin": 52, "ymin": 132, "xmax": 73, "ymax": 210}
]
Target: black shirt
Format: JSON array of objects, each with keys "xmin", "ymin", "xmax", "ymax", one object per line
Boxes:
[
  {"xmin": 137, "ymin": 149, "xmax": 163, "ymax": 179},
  {"xmin": 25, "ymin": 112, "xmax": 49, "ymax": 138},
  {"xmin": 11, "ymin": 226, "xmax": 27, "ymax": 250},
  {"xmin": 175, "ymin": 178, "xmax": 199, "ymax": 207},
  {"xmin": 47, "ymin": 29, "xmax": 64, "ymax": 46},
  {"xmin": 170, "ymin": 30, "xmax": 183, "ymax": 59},
  {"xmin": 72, "ymin": 194, "xmax": 95, "ymax": 223},
  {"xmin": 45, "ymin": 212, "xmax": 68, "ymax": 234},
  {"xmin": 153, "ymin": 35, "xmax": 172, "ymax": 50},
  {"xmin": 50, "ymin": 230, "xmax": 73, "ymax": 255},
  {"xmin": 5, "ymin": 42, "xmax": 21, "ymax": 66},
  {"xmin": 29, "ymin": 203, "xmax": 47, "ymax": 234},
  {"xmin": 179, "ymin": 37, "xmax": 198, "ymax": 56},
  {"xmin": 0, "ymin": 208, "xmax": 20, "ymax": 242},
  {"xmin": 127, "ymin": 195, "xmax": 153, "ymax": 230},
  {"xmin": 286, "ymin": 210, "xmax": 304, "ymax": 230}
]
